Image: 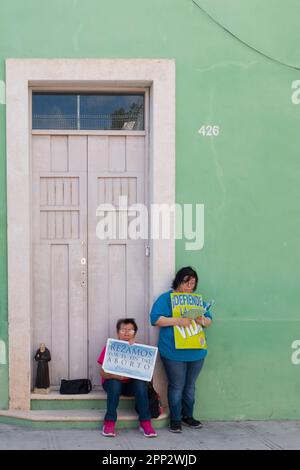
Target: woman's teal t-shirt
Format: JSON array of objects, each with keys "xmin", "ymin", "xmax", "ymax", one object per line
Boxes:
[{"xmin": 150, "ymin": 290, "xmax": 212, "ymax": 362}]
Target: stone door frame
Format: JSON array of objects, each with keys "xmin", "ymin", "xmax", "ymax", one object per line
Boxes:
[{"xmin": 6, "ymin": 59, "xmax": 175, "ymax": 410}]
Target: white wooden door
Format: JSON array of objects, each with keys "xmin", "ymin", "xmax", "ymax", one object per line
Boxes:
[
  {"xmin": 32, "ymin": 132, "xmax": 148, "ymax": 388},
  {"xmin": 32, "ymin": 135, "xmax": 88, "ymax": 386},
  {"xmin": 88, "ymin": 135, "xmax": 148, "ymax": 386}
]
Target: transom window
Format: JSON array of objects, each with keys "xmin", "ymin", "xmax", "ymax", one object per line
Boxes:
[{"xmin": 32, "ymin": 93, "xmax": 145, "ymax": 130}]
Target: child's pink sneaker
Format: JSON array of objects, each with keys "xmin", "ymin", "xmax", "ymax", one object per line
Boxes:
[
  {"xmin": 102, "ymin": 420, "xmax": 116, "ymax": 437},
  {"xmin": 139, "ymin": 420, "xmax": 157, "ymax": 438}
]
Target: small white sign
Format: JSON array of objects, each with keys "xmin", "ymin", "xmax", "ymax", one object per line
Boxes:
[
  {"xmin": 291, "ymin": 80, "xmax": 300, "ymax": 104},
  {"xmin": 102, "ymin": 338, "xmax": 158, "ymax": 382},
  {"xmin": 0, "ymin": 81, "xmax": 5, "ymax": 105},
  {"xmin": 0, "ymin": 340, "xmax": 6, "ymax": 365}
]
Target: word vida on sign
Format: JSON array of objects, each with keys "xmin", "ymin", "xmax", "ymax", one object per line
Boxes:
[{"xmin": 198, "ymin": 125, "xmax": 220, "ymax": 136}]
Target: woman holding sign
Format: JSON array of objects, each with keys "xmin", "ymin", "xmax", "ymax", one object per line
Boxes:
[
  {"xmin": 98, "ymin": 318, "xmax": 157, "ymax": 438},
  {"xmin": 150, "ymin": 266, "xmax": 213, "ymax": 433}
]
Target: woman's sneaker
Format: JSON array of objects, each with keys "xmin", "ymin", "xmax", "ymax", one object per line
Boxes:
[
  {"xmin": 139, "ymin": 420, "xmax": 157, "ymax": 437},
  {"xmin": 181, "ymin": 416, "xmax": 203, "ymax": 428},
  {"xmin": 102, "ymin": 420, "xmax": 116, "ymax": 437},
  {"xmin": 169, "ymin": 420, "xmax": 182, "ymax": 433}
]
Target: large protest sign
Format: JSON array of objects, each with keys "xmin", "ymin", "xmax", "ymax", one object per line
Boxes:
[
  {"xmin": 171, "ymin": 292, "xmax": 207, "ymax": 350},
  {"xmin": 102, "ymin": 339, "xmax": 158, "ymax": 381}
]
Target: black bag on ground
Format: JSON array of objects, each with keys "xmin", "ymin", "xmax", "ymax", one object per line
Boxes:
[
  {"xmin": 59, "ymin": 378, "xmax": 92, "ymax": 394},
  {"xmin": 147, "ymin": 382, "xmax": 162, "ymax": 418},
  {"xmin": 135, "ymin": 381, "xmax": 162, "ymax": 418}
]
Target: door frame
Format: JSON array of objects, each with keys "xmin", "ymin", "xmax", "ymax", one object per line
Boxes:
[
  {"xmin": 6, "ymin": 59, "xmax": 175, "ymax": 410},
  {"xmin": 30, "ymin": 86, "xmax": 150, "ymax": 387}
]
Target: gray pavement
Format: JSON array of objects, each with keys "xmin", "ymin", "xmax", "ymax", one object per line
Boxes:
[{"xmin": 1, "ymin": 421, "xmax": 300, "ymax": 450}]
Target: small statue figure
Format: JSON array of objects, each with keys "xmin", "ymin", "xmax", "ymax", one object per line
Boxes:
[{"xmin": 34, "ymin": 343, "xmax": 51, "ymax": 394}]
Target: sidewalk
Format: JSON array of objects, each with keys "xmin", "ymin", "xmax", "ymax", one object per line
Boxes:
[{"xmin": 1, "ymin": 421, "xmax": 300, "ymax": 450}]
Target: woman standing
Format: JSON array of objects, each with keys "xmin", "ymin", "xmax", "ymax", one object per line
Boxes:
[{"xmin": 150, "ymin": 266, "xmax": 212, "ymax": 433}]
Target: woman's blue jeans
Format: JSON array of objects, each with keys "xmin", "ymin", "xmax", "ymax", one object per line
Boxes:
[
  {"xmin": 161, "ymin": 356, "xmax": 205, "ymax": 422},
  {"xmin": 103, "ymin": 379, "xmax": 151, "ymax": 422}
]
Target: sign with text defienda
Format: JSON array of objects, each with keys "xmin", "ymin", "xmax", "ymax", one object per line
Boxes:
[
  {"xmin": 171, "ymin": 292, "xmax": 207, "ymax": 350},
  {"xmin": 102, "ymin": 339, "xmax": 158, "ymax": 382}
]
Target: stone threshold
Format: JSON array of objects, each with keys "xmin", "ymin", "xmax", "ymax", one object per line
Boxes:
[
  {"xmin": 0, "ymin": 409, "xmax": 144, "ymax": 421},
  {"xmin": 0, "ymin": 409, "xmax": 169, "ymax": 428},
  {"xmin": 30, "ymin": 390, "xmax": 133, "ymax": 400}
]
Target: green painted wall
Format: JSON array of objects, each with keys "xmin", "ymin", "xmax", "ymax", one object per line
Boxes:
[{"xmin": 1, "ymin": 0, "xmax": 300, "ymax": 419}]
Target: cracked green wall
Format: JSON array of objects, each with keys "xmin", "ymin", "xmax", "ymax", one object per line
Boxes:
[{"xmin": 1, "ymin": 0, "xmax": 300, "ymax": 418}]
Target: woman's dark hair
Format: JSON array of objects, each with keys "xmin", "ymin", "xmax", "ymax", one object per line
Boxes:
[
  {"xmin": 172, "ymin": 266, "xmax": 198, "ymax": 291},
  {"xmin": 116, "ymin": 318, "xmax": 138, "ymax": 333}
]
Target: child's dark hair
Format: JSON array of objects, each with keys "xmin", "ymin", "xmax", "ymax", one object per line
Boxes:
[
  {"xmin": 116, "ymin": 318, "xmax": 138, "ymax": 333},
  {"xmin": 172, "ymin": 266, "xmax": 198, "ymax": 291}
]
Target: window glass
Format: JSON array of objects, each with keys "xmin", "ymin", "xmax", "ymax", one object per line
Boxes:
[
  {"xmin": 80, "ymin": 94, "xmax": 144, "ymax": 130},
  {"xmin": 32, "ymin": 93, "xmax": 77, "ymax": 129},
  {"xmin": 32, "ymin": 93, "xmax": 144, "ymax": 130}
]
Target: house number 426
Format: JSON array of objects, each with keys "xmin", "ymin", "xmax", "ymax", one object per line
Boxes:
[{"xmin": 198, "ymin": 125, "xmax": 220, "ymax": 136}]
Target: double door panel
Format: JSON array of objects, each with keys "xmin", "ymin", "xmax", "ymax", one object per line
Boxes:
[{"xmin": 32, "ymin": 133, "xmax": 147, "ymax": 387}]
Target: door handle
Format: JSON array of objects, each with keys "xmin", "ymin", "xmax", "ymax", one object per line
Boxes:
[{"xmin": 80, "ymin": 270, "xmax": 86, "ymax": 288}]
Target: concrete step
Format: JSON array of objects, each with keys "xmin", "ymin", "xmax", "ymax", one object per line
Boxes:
[
  {"xmin": 31, "ymin": 390, "xmax": 134, "ymax": 410},
  {"xmin": 0, "ymin": 409, "xmax": 169, "ymax": 429}
]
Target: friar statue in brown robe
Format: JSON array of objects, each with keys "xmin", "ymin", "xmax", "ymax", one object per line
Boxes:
[{"xmin": 34, "ymin": 343, "xmax": 51, "ymax": 393}]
